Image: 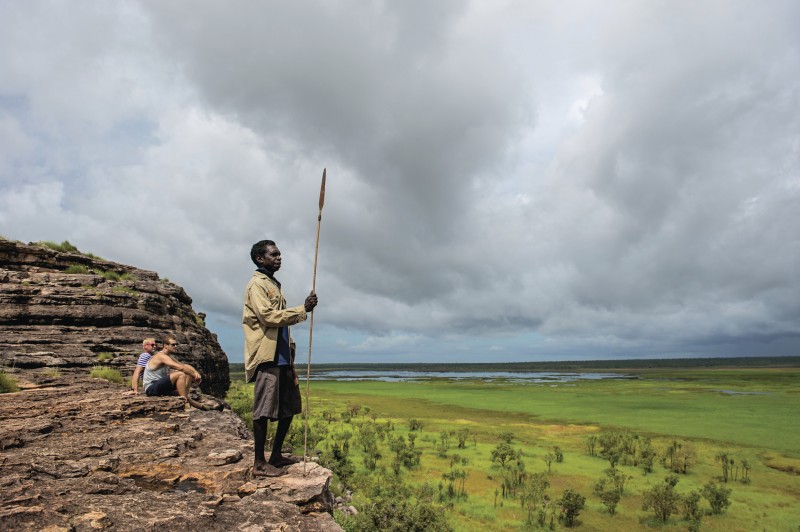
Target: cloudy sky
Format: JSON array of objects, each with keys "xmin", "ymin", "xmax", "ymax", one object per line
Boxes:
[{"xmin": 1, "ymin": 1, "xmax": 798, "ymax": 364}]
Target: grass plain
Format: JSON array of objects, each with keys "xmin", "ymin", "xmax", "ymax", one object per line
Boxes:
[{"xmin": 231, "ymin": 367, "xmax": 800, "ymax": 530}]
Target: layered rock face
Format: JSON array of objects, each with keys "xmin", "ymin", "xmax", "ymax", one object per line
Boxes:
[
  {"xmin": 0, "ymin": 238, "xmax": 230, "ymax": 397},
  {"xmin": 0, "ymin": 371, "xmax": 340, "ymax": 531}
]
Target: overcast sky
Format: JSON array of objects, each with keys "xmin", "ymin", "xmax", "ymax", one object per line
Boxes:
[{"xmin": 1, "ymin": 1, "xmax": 798, "ymax": 364}]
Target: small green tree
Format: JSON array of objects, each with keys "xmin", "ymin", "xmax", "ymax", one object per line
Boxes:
[
  {"xmin": 636, "ymin": 438, "xmax": 656, "ymax": 474},
  {"xmin": 356, "ymin": 423, "xmax": 381, "ymax": 471},
  {"xmin": 740, "ymin": 459, "xmax": 752, "ymax": 484},
  {"xmin": 521, "ymin": 472, "xmax": 551, "ymax": 527},
  {"xmin": 389, "ymin": 435, "xmax": 421, "ymax": 472},
  {"xmin": 682, "ymin": 490, "xmax": 703, "ymax": 522},
  {"xmin": 351, "ymin": 495, "xmax": 452, "ymax": 531},
  {"xmin": 593, "ymin": 466, "xmax": 628, "ymax": 516},
  {"xmin": 558, "ymin": 488, "xmax": 586, "ymax": 527},
  {"xmin": 553, "ymin": 446, "xmax": 564, "ymax": 463},
  {"xmin": 491, "ymin": 442, "xmax": 517, "ymax": 469},
  {"xmin": 543, "ymin": 452, "xmax": 555, "ymax": 473},
  {"xmin": 701, "ymin": 481, "xmax": 732, "ymax": 515},
  {"xmin": 436, "ymin": 431, "xmax": 451, "ymax": 458},
  {"xmin": 498, "ymin": 431, "xmax": 515, "ymax": 443},
  {"xmin": 320, "ymin": 433, "xmax": 355, "ymax": 484},
  {"xmin": 584, "ymin": 434, "xmax": 598, "ymax": 456},
  {"xmin": 441, "ymin": 463, "xmax": 468, "ymax": 501},
  {"xmin": 675, "ymin": 443, "xmax": 697, "ymax": 474},
  {"xmin": 456, "ymin": 428, "xmax": 470, "ymax": 449},
  {"xmin": 715, "ymin": 451, "xmax": 732, "ymax": 482},
  {"xmin": 322, "ymin": 408, "xmax": 337, "ymax": 424},
  {"xmin": 641, "ymin": 474, "xmax": 681, "ymax": 522},
  {"xmin": 408, "ymin": 419, "xmax": 424, "ymax": 431}
]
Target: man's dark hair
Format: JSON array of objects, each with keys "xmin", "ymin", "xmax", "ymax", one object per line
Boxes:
[{"xmin": 250, "ymin": 240, "xmax": 276, "ymax": 266}]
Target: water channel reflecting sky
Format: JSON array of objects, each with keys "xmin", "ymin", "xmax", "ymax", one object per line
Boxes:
[{"xmin": 310, "ymin": 371, "xmax": 637, "ymax": 383}]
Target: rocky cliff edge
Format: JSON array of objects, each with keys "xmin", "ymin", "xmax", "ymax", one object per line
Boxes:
[{"xmin": 0, "ymin": 371, "xmax": 340, "ymax": 531}]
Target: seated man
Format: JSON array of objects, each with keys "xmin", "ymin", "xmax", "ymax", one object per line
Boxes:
[
  {"xmin": 142, "ymin": 335, "xmax": 208, "ymax": 410},
  {"xmin": 131, "ymin": 337, "xmax": 158, "ymax": 394}
]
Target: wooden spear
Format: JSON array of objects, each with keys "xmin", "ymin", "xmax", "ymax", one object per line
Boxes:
[{"xmin": 304, "ymin": 168, "xmax": 326, "ymax": 475}]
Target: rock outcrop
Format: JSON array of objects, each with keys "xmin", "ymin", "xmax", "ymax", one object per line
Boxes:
[
  {"xmin": 0, "ymin": 238, "xmax": 229, "ymax": 397},
  {"xmin": 0, "ymin": 370, "xmax": 340, "ymax": 531}
]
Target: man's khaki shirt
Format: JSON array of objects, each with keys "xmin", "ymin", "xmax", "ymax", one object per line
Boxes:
[{"xmin": 242, "ymin": 271, "xmax": 307, "ymax": 383}]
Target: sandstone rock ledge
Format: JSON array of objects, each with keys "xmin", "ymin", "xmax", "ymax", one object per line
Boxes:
[{"xmin": 0, "ymin": 371, "xmax": 341, "ymax": 531}]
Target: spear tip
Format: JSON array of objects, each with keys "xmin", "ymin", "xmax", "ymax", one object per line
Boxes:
[{"xmin": 319, "ymin": 168, "xmax": 326, "ymax": 210}]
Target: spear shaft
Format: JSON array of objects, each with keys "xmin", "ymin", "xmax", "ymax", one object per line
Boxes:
[{"xmin": 304, "ymin": 168, "xmax": 326, "ymax": 475}]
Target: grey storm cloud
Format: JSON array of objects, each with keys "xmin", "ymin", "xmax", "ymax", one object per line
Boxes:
[{"xmin": 1, "ymin": 0, "xmax": 798, "ymax": 361}]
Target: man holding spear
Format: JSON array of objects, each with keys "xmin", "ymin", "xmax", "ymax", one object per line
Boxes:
[{"xmin": 243, "ymin": 239, "xmax": 318, "ymax": 477}]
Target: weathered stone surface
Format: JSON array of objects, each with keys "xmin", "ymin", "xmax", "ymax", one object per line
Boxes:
[
  {"xmin": 208, "ymin": 449, "xmax": 244, "ymax": 466},
  {"xmin": 0, "ymin": 371, "xmax": 340, "ymax": 531},
  {"xmin": 0, "ymin": 238, "xmax": 229, "ymax": 397}
]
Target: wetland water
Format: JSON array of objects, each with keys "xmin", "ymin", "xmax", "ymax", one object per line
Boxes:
[{"xmin": 310, "ymin": 370, "xmax": 637, "ymax": 383}]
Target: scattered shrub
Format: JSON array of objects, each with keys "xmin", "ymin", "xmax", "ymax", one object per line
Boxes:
[
  {"xmin": 65, "ymin": 264, "xmax": 90, "ymax": 274},
  {"xmin": 408, "ymin": 419, "xmax": 424, "ymax": 431},
  {"xmin": 0, "ymin": 370, "xmax": 20, "ymax": 393},
  {"xmin": 93, "ymin": 269, "xmax": 133, "ymax": 282},
  {"xmin": 702, "ymin": 481, "xmax": 732, "ymax": 515},
  {"xmin": 42, "ymin": 368, "xmax": 61, "ymax": 378},
  {"xmin": 39, "ymin": 240, "xmax": 79, "ymax": 253},
  {"xmin": 558, "ymin": 488, "xmax": 586, "ymax": 527},
  {"xmin": 96, "ymin": 352, "xmax": 114, "ymax": 362},
  {"xmin": 90, "ymin": 366, "xmax": 124, "ymax": 384},
  {"xmin": 99, "ymin": 270, "xmax": 121, "ymax": 281},
  {"xmin": 112, "ymin": 286, "xmax": 139, "ymax": 295},
  {"xmin": 642, "ymin": 474, "xmax": 681, "ymax": 522},
  {"xmin": 498, "ymin": 431, "xmax": 515, "ymax": 443},
  {"xmin": 682, "ymin": 490, "xmax": 703, "ymax": 522},
  {"xmin": 593, "ymin": 466, "xmax": 629, "ymax": 515},
  {"xmin": 341, "ymin": 495, "xmax": 452, "ymax": 532}
]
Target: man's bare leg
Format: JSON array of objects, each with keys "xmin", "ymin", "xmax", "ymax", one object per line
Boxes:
[
  {"xmin": 253, "ymin": 418, "xmax": 285, "ymax": 477},
  {"xmin": 172, "ymin": 372, "xmax": 207, "ymax": 410},
  {"xmin": 269, "ymin": 416, "xmax": 300, "ymax": 467}
]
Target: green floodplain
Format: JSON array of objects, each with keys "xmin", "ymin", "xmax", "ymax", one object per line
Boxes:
[{"xmin": 227, "ymin": 358, "xmax": 800, "ymax": 531}]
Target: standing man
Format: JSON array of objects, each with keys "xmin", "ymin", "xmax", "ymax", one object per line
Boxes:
[
  {"xmin": 243, "ymin": 239, "xmax": 318, "ymax": 478},
  {"xmin": 131, "ymin": 337, "xmax": 158, "ymax": 394}
]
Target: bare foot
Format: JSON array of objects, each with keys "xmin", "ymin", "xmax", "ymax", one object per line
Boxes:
[
  {"xmin": 252, "ymin": 463, "xmax": 286, "ymax": 477},
  {"xmin": 269, "ymin": 455, "xmax": 302, "ymax": 467},
  {"xmin": 187, "ymin": 398, "xmax": 210, "ymax": 410}
]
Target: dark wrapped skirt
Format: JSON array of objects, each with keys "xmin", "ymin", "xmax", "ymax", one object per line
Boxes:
[{"xmin": 253, "ymin": 363, "xmax": 302, "ymax": 421}]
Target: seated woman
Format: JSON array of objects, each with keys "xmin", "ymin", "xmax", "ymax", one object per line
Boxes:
[{"xmin": 143, "ymin": 335, "xmax": 209, "ymax": 410}]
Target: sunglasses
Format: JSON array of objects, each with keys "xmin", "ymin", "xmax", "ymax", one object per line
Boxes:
[{"xmin": 168, "ymin": 343, "xmax": 179, "ymax": 347}]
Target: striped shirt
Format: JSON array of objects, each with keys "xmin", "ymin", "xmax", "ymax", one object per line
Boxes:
[{"xmin": 137, "ymin": 352, "xmax": 152, "ymax": 368}]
